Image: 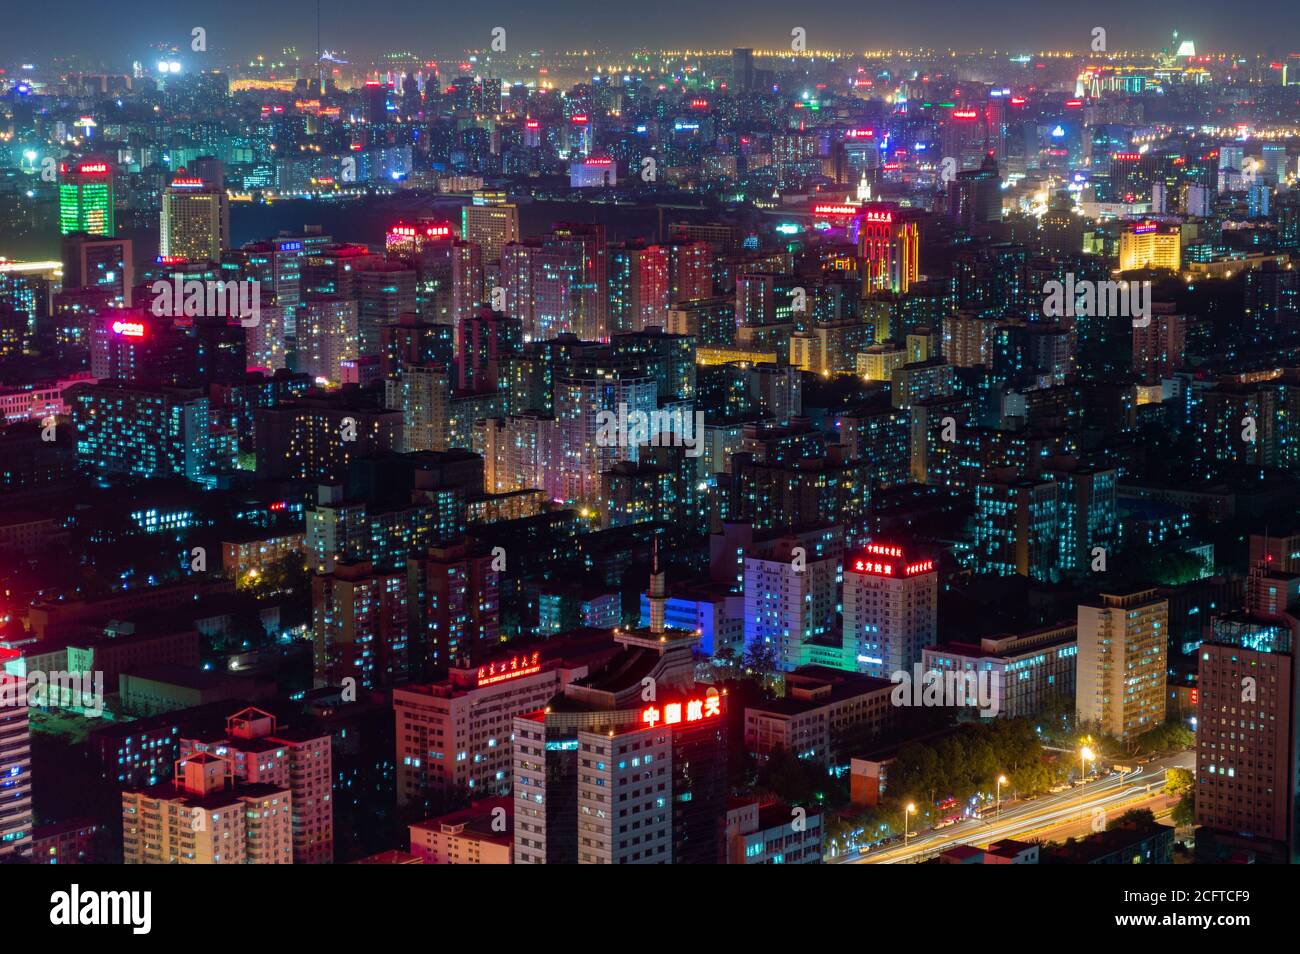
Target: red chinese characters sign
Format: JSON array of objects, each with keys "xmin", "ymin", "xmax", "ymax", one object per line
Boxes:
[
  {"xmin": 641, "ymin": 694, "xmax": 722, "ymax": 728},
  {"xmin": 476, "ymin": 651, "xmax": 542, "ymax": 687}
]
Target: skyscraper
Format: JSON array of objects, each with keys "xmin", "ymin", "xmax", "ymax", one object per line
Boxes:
[
  {"xmin": 58, "ymin": 159, "xmax": 115, "ymax": 236},
  {"xmin": 461, "ymin": 194, "xmax": 520, "ymax": 264},
  {"xmin": 160, "ymin": 172, "xmax": 229, "ymax": 263}
]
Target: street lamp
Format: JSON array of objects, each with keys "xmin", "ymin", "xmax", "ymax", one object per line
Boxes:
[
  {"xmin": 1076, "ymin": 744, "xmax": 1098, "ymax": 820},
  {"xmin": 996, "ymin": 774, "xmax": 1008, "ymax": 820},
  {"xmin": 903, "ymin": 802, "xmax": 917, "ymax": 845}
]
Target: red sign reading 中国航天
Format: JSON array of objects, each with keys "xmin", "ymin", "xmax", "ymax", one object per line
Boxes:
[{"xmin": 641, "ymin": 694, "xmax": 721, "ymax": 728}]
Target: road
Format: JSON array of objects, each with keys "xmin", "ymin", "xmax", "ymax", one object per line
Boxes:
[{"xmin": 839, "ymin": 751, "xmax": 1194, "ymax": 864}]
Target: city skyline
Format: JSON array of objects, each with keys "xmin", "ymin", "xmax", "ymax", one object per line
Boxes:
[
  {"xmin": 0, "ymin": 0, "xmax": 1297, "ymax": 904},
  {"xmin": 0, "ymin": 1, "xmax": 1294, "ymax": 65}
]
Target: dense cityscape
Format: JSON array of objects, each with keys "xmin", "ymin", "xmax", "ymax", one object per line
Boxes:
[{"xmin": 0, "ymin": 5, "xmax": 1295, "ymax": 897}]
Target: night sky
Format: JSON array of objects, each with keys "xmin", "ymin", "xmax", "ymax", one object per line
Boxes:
[{"xmin": 0, "ymin": 0, "xmax": 1294, "ymax": 66}]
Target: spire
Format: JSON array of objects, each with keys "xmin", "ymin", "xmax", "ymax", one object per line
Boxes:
[{"xmin": 648, "ymin": 538, "xmax": 666, "ymax": 635}]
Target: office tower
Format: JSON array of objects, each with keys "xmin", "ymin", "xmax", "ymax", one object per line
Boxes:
[
  {"xmin": 254, "ymin": 396, "xmax": 402, "ymax": 482},
  {"xmin": 394, "ymin": 646, "xmax": 598, "ymax": 805},
  {"xmin": 1248, "ymin": 183, "xmax": 1272, "ymax": 219},
  {"xmin": 296, "ymin": 296, "xmax": 359, "ymax": 382},
  {"xmin": 457, "ymin": 306, "xmax": 523, "ymax": 392},
  {"xmin": 122, "ymin": 754, "xmax": 292, "ymax": 864},
  {"xmin": 58, "ymin": 158, "xmax": 115, "ymax": 236},
  {"xmin": 513, "ymin": 628, "xmax": 727, "ymax": 863},
  {"xmin": 61, "ymin": 233, "xmax": 133, "ymax": 306},
  {"xmin": 949, "ymin": 153, "xmax": 1001, "ymax": 231},
  {"xmin": 182, "ymin": 707, "xmax": 333, "ymax": 863},
  {"xmin": 732, "ymin": 48, "xmax": 754, "ymax": 92},
  {"xmin": 0, "ymin": 672, "xmax": 33, "ymax": 861},
  {"xmin": 858, "ymin": 205, "xmax": 920, "ymax": 294},
  {"xmin": 608, "ymin": 243, "xmax": 670, "ymax": 333},
  {"xmin": 1076, "ymin": 588, "xmax": 1168, "ymax": 739},
  {"xmin": 160, "ymin": 172, "xmax": 229, "ymax": 263},
  {"xmin": 357, "ymin": 263, "xmax": 417, "ymax": 356},
  {"xmin": 1109, "ymin": 151, "xmax": 1159, "ymax": 203},
  {"xmin": 743, "ymin": 537, "xmax": 839, "ymax": 672},
  {"xmin": 71, "ymin": 381, "xmax": 210, "ymax": 482},
  {"xmin": 1196, "ymin": 592, "xmax": 1299, "ymax": 864},
  {"xmin": 1119, "ymin": 222, "xmax": 1180, "ymax": 272},
  {"xmin": 408, "ymin": 543, "xmax": 500, "ymax": 670},
  {"xmin": 313, "ymin": 560, "xmax": 410, "ymax": 689},
  {"xmin": 974, "ymin": 477, "xmax": 1059, "ymax": 580},
  {"xmin": 842, "ymin": 543, "xmax": 938, "ymax": 679},
  {"xmin": 462, "ymin": 194, "xmax": 520, "ymax": 263}
]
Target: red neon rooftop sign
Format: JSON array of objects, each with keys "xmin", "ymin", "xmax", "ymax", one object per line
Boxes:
[
  {"xmin": 77, "ymin": 162, "xmax": 110, "ymax": 174},
  {"xmin": 641, "ymin": 692, "xmax": 722, "ymax": 728},
  {"xmin": 813, "ymin": 203, "xmax": 859, "ymax": 217},
  {"xmin": 476, "ymin": 651, "xmax": 542, "ymax": 687},
  {"xmin": 111, "ymin": 319, "xmax": 145, "ymax": 338},
  {"xmin": 851, "ymin": 544, "xmax": 934, "ymax": 578}
]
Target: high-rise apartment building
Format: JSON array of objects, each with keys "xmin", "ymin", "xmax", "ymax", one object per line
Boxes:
[
  {"xmin": 1076, "ymin": 588, "xmax": 1168, "ymax": 739},
  {"xmin": 122, "ymin": 753, "xmax": 292, "ymax": 864},
  {"xmin": 743, "ymin": 537, "xmax": 840, "ymax": 672},
  {"xmin": 182, "ymin": 707, "xmax": 333, "ymax": 864}
]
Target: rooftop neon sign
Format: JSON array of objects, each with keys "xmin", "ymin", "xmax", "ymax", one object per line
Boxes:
[
  {"xmin": 476, "ymin": 651, "xmax": 542, "ymax": 687},
  {"xmin": 111, "ymin": 320, "xmax": 144, "ymax": 338},
  {"xmin": 813, "ymin": 203, "xmax": 859, "ymax": 216},
  {"xmin": 641, "ymin": 693, "xmax": 721, "ymax": 728}
]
